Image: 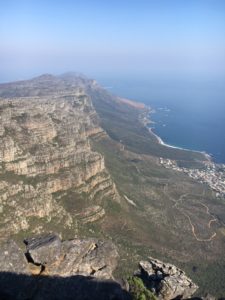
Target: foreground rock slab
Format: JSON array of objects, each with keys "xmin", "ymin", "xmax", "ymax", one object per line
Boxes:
[
  {"xmin": 0, "ymin": 234, "xmax": 201, "ymax": 300},
  {"xmin": 0, "ymin": 234, "xmax": 130, "ymax": 300},
  {"xmin": 24, "ymin": 233, "xmax": 119, "ymax": 279},
  {"xmin": 139, "ymin": 256, "xmax": 198, "ymax": 300},
  {"xmin": 24, "ymin": 233, "xmax": 61, "ymax": 265}
]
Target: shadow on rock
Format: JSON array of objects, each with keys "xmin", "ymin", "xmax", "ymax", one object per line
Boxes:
[{"xmin": 0, "ymin": 272, "xmax": 131, "ymax": 300}]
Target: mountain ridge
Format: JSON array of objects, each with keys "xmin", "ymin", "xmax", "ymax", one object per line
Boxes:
[{"xmin": 0, "ymin": 73, "xmax": 225, "ymax": 297}]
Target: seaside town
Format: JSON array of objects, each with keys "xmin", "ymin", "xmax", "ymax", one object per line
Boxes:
[{"xmin": 159, "ymin": 158, "xmax": 225, "ymax": 198}]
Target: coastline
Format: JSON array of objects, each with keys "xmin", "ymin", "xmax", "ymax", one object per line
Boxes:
[
  {"xmin": 139, "ymin": 104, "xmax": 212, "ymax": 162},
  {"xmin": 148, "ymin": 124, "xmax": 212, "ymax": 162}
]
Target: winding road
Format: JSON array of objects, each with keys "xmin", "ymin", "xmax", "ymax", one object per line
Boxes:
[{"xmin": 163, "ymin": 184, "xmax": 218, "ymax": 242}]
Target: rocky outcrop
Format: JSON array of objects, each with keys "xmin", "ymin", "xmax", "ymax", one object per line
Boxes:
[
  {"xmin": 0, "ymin": 234, "xmax": 203, "ymax": 300},
  {"xmin": 0, "ymin": 234, "xmax": 130, "ymax": 300},
  {"xmin": 0, "ymin": 78, "xmax": 118, "ymax": 238},
  {"xmin": 23, "ymin": 233, "xmax": 119, "ymax": 279},
  {"xmin": 138, "ymin": 257, "xmax": 198, "ymax": 300},
  {"xmin": 79, "ymin": 205, "xmax": 106, "ymax": 223},
  {"xmin": 0, "ymin": 233, "xmax": 119, "ymax": 279}
]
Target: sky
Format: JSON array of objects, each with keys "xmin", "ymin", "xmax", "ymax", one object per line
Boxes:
[{"xmin": 1, "ymin": 0, "xmax": 225, "ymax": 82}]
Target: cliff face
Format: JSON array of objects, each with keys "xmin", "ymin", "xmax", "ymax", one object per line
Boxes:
[{"xmin": 0, "ymin": 79, "xmax": 118, "ymax": 238}]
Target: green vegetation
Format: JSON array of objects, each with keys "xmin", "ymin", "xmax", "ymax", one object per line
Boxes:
[
  {"xmin": 128, "ymin": 276, "xmax": 157, "ymax": 300},
  {"xmin": 91, "ymin": 130, "xmax": 225, "ymax": 297},
  {"xmin": 53, "ymin": 188, "xmax": 89, "ymax": 213},
  {"xmin": 181, "ymin": 260, "xmax": 225, "ymax": 298}
]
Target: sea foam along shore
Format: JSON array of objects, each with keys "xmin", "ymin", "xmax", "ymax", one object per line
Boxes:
[
  {"xmin": 137, "ymin": 103, "xmax": 211, "ymax": 162},
  {"xmin": 148, "ymin": 127, "xmax": 211, "ymax": 162}
]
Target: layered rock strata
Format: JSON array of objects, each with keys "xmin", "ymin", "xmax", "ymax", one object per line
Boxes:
[{"xmin": 0, "ymin": 87, "xmax": 117, "ymax": 237}]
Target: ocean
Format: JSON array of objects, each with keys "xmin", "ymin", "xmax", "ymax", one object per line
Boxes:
[{"xmin": 97, "ymin": 75, "xmax": 225, "ymax": 164}]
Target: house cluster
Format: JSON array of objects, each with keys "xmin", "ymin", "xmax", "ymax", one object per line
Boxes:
[{"xmin": 159, "ymin": 158, "xmax": 225, "ymax": 197}]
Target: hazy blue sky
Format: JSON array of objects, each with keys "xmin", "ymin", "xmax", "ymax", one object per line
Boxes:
[{"xmin": 1, "ymin": 0, "xmax": 225, "ymax": 82}]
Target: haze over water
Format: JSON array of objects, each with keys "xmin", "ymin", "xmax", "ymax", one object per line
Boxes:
[
  {"xmin": 1, "ymin": 1, "xmax": 225, "ymax": 163},
  {"xmin": 98, "ymin": 75, "xmax": 225, "ymax": 164}
]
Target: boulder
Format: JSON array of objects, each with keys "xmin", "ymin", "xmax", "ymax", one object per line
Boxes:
[{"xmin": 139, "ymin": 256, "xmax": 198, "ymax": 300}]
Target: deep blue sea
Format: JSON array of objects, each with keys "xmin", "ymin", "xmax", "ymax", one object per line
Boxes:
[{"xmin": 97, "ymin": 75, "xmax": 225, "ymax": 164}]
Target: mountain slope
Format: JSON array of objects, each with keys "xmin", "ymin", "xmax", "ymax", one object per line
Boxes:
[
  {"xmin": 0, "ymin": 74, "xmax": 225, "ymax": 297},
  {"xmin": 0, "ymin": 76, "xmax": 118, "ymax": 241}
]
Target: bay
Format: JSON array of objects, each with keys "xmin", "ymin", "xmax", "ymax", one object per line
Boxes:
[{"xmin": 97, "ymin": 75, "xmax": 225, "ymax": 163}]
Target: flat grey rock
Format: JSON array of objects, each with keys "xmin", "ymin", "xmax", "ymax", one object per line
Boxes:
[{"xmin": 24, "ymin": 233, "xmax": 61, "ymax": 265}]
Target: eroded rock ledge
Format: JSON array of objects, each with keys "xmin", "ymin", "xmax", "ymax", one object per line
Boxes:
[{"xmin": 0, "ymin": 233, "xmax": 118, "ymax": 280}]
